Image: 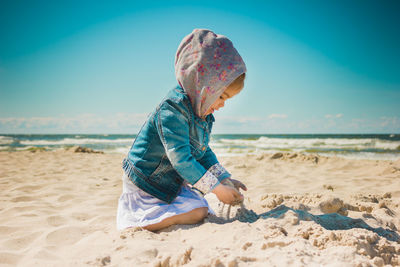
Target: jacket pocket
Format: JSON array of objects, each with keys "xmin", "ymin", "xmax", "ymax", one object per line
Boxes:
[
  {"xmin": 189, "ymin": 139, "xmax": 205, "ymax": 159},
  {"xmin": 149, "ymin": 154, "xmax": 172, "ymax": 180}
]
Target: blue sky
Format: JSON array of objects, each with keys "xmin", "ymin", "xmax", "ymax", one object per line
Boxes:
[{"xmin": 1, "ymin": 0, "xmax": 399, "ymax": 134}]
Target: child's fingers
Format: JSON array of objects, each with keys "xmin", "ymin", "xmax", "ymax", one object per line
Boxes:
[
  {"xmin": 238, "ymin": 181, "xmax": 247, "ymax": 191},
  {"xmin": 231, "ymin": 179, "xmax": 247, "ymax": 191},
  {"xmin": 232, "ymin": 188, "xmax": 243, "ymax": 202}
]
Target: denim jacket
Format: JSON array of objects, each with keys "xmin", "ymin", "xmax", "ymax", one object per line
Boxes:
[{"xmin": 122, "ymin": 85, "xmax": 231, "ymax": 203}]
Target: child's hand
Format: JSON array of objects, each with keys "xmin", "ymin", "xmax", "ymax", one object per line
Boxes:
[
  {"xmin": 221, "ymin": 177, "xmax": 247, "ymax": 192},
  {"xmin": 227, "ymin": 178, "xmax": 247, "ymax": 192},
  {"xmin": 212, "ymin": 184, "xmax": 243, "ymax": 205}
]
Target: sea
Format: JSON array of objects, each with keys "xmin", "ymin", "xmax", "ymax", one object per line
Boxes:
[{"xmin": 1, "ymin": 134, "xmax": 399, "ymax": 160}]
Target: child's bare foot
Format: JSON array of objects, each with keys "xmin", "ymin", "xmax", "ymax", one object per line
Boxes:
[{"xmin": 142, "ymin": 207, "xmax": 208, "ymax": 232}]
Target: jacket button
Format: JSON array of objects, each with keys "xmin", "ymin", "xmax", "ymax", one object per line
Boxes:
[{"xmin": 202, "ymin": 146, "xmax": 206, "ymax": 151}]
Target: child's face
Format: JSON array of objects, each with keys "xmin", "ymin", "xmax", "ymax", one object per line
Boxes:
[{"xmin": 204, "ymin": 78, "xmax": 244, "ymax": 116}]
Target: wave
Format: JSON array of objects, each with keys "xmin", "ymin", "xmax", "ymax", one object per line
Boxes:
[
  {"xmin": 213, "ymin": 137, "xmax": 400, "ymax": 151},
  {"xmin": 0, "ymin": 136, "xmax": 14, "ymax": 145},
  {"xmin": 2, "ymin": 134, "xmax": 399, "ymax": 160},
  {"xmin": 211, "ymin": 147, "xmax": 400, "ymax": 161}
]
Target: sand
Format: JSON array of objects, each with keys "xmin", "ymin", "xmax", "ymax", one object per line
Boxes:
[{"xmin": 0, "ymin": 150, "xmax": 400, "ymax": 266}]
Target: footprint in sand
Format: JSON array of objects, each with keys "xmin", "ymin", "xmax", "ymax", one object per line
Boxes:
[
  {"xmin": 71, "ymin": 212, "xmax": 93, "ymax": 222},
  {"xmin": 57, "ymin": 194, "xmax": 75, "ymax": 202},
  {"xmin": 2, "ymin": 231, "xmax": 42, "ymax": 250},
  {"xmin": 88, "ymin": 215, "xmax": 115, "ymax": 225},
  {"xmin": 12, "ymin": 185, "xmax": 43, "ymax": 193},
  {"xmin": 46, "ymin": 226, "xmax": 89, "ymax": 246},
  {"xmin": 11, "ymin": 196, "xmax": 35, "ymax": 202},
  {"xmin": 46, "ymin": 215, "xmax": 68, "ymax": 227},
  {"xmin": 54, "ymin": 186, "xmax": 73, "ymax": 191}
]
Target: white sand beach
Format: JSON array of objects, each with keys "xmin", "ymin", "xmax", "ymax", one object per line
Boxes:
[{"xmin": 0, "ymin": 150, "xmax": 399, "ymax": 266}]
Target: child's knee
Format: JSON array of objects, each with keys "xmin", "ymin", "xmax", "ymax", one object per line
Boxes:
[{"xmin": 192, "ymin": 207, "xmax": 208, "ymax": 221}]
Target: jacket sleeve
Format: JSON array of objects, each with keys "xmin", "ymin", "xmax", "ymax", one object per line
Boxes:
[
  {"xmin": 197, "ymin": 146, "xmax": 231, "ymax": 182},
  {"xmin": 155, "ymin": 99, "xmax": 220, "ymax": 194}
]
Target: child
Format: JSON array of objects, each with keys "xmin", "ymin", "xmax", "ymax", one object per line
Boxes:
[{"xmin": 117, "ymin": 29, "xmax": 247, "ymax": 232}]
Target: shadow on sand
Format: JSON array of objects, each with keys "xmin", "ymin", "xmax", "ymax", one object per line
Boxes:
[
  {"xmin": 162, "ymin": 205, "xmax": 399, "ymax": 243},
  {"xmin": 243, "ymin": 205, "xmax": 399, "ymax": 242}
]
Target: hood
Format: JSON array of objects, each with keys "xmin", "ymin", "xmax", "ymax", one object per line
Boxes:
[{"xmin": 174, "ymin": 29, "xmax": 246, "ymax": 118}]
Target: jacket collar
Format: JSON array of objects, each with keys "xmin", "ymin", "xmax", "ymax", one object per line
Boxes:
[{"xmin": 176, "ymin": 85, "xmax": 215, "ymax": 123}]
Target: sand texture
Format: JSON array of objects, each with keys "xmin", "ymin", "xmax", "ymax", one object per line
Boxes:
[{"xmin": 1, "ymin": 150, "xmax": 400, "ymax": 266}]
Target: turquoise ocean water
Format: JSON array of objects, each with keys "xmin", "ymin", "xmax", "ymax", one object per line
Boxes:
[{"xmin": 1, "ymin": 134, "xmax": 399, "ymax": 160}]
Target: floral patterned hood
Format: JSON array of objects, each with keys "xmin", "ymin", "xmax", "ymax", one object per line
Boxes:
[{"xmin": 174, "ymin": 29, "xmax": 247, "ymax": 118}]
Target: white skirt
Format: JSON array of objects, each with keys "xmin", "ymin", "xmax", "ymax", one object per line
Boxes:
[{"xmin": 116, "ymin": 173, "xmax": 214, "ymax": 230}]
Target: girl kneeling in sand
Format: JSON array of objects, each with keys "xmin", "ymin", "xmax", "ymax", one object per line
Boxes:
[{"xmin": 117, "ymin": 29, "xmax": 247, "ymax": 232}]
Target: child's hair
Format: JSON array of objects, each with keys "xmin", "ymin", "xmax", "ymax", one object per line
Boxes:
[{"xmin": 224, "ymin": 73, "xmax": 246, "ymax": 95}]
